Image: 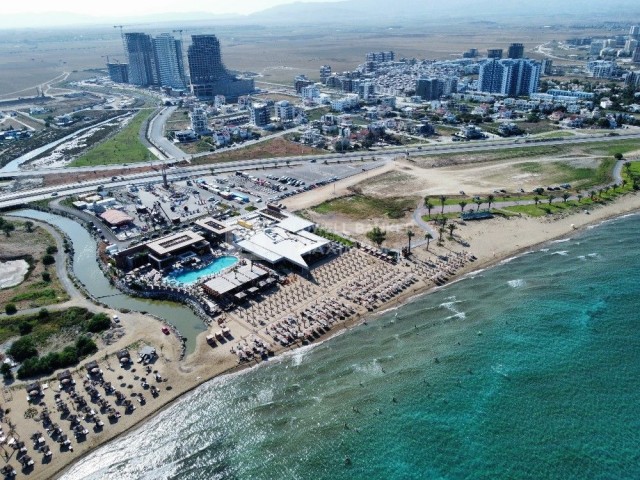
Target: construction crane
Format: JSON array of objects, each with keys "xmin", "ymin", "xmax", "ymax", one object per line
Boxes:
[{"xmin": 114, "ymin": 25, "xmax": 126, "ymax": 54}]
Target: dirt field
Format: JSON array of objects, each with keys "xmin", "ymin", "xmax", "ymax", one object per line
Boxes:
[
  {"xmin": 0, "ymin": 23, "xmax": 608, "ymax": 96},
  {"xmin": 193, "ymin": 137, "xmax": 325, "ymax": 165}
]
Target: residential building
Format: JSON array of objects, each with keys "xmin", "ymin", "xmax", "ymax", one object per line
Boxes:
[
  {"xmin": 478, "ymin": 58, "xmax": 540, "ymax": 97},
  {"xmin": 462, "ymin": 48, "xmax": 478, "ymax": 58},
  {"xmin": 190, "ymin": 106, "xmax": 209, "ymax": 134},
  {"xmin": 187, "ymin": 34, "xmax": 254, "ymax": 100},
  {"xmin": 416, "ymin": 78, "xmax": 442, "ymax": 100},
  {"xmin": 294, "ymin": 75, "xmax": 314, "ymax": 93},
  {"xmin": 507, "ymin": 43, "xmax": 524, "ymax": 59},
  {"xmin": 320, "ymin": 65, "xmax": 332, "ymax": 84},
  {"xmin": 214, "ymin": 95, "xmax": 226, "ymax": 109},
  {"xmin": 586, "ymin": 60, "xmax": 616, "ymax": 78},
  {"xmin": 107, "ymin": 63, "xmax": 129, "ymax": 84},
  {"xmin": 590, "ymin": 40, "xmax": 605, "ymax": 56},
  {"xmin": 249, "ymin": 102, "xmax": 270, "ymax": 127},
  {"xmin": 301, "ymin": 85, "xmax": 320, "ymax": 100},
  {"xmin": 274, "ymin": 100, "xmax": 295, "ymax": 121},
  {"xmin": 366, "ymin": 51, "xmax": 395, "ymax": 63},
  {"xmin": 634, "ymin": 46, "xmax": 640, "ymax": 63},
  {"xmin": 630, "ymin": 25, "xmax": 640, "ymax": 40},
  {"xmin": 487, "ymin": 49, "xmax": 503, "ymax": 59},
  {"xmin": 125, "ymin": 33, "xmax": 157, "ymax": 86}
]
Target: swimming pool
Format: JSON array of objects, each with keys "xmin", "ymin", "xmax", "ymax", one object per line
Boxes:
[{"xmin": 167, "ymin": 256, "xmax": 238, "ymax": 285}]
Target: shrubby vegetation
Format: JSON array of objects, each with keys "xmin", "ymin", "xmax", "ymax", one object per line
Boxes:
[{"xmin": 1, "ymin": 307, "xmax": 111, "ymax": 378}]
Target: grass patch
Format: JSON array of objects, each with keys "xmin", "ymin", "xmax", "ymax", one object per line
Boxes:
[
  {"xmin": 10, "ymin": 287, "xmax": 58, "ymax": 303},
  {"xmin": 554, "ymin": 158, "xmax": 615, "ymax": 188},
  {"xmin": 0, "ymin": 307, "xmax": 98, "ymax": 345},
  {"xmin": 518, "ymin": 162, "xmax": 544, "ymax": 174},
  {"xmin": 504, "ymin": 200, "xmax": 594, "ymax": 217},
  {"xmin": 314, "ymin": 228, "xmax": 354, "ymax": 247},
  {"xmin": 537, "ymin": 130, "xmax": 575, "ymax": 139},
  {"xmin": 245, "ymin": 205, "xmax": 258, "ymax": 212},
  {"xmin": 68, "ymin": 109, "xmax": 153, "ymax": 167},
  {"xmin": 312, "ymin": 194, "xmax": 416, "ymax": 219}
]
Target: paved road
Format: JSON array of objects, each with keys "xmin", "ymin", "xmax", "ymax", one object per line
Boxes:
[
  {"xmin": 3, "ymin": 129, "xmax": 639, "ymax": 178},
  {"xmin": 147, "ymin": 106, "xmax": 187, "ymax": 160}
]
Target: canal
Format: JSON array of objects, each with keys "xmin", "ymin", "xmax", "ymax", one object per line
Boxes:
[{"xmin": 12, "ymin": 209, "xmax": 205, "ymax": 354}]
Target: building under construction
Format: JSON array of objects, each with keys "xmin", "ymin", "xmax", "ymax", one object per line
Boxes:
[{"xmin": 187, "ymin": 34, "xmax": 254, "ymax": 101}]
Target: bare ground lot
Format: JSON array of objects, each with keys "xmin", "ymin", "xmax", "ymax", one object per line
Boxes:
[
  {"xmin": 0, "ymin": 23, "xmax": 608, "ymax": 95},
  {"xmin": 193, "ymin": 137, "xmax": 326, "ymax": 165}
]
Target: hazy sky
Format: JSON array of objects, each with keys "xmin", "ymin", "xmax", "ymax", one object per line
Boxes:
[{"xmin": 3, "ymin": 0, "xmax": 340, "ymax": 16}]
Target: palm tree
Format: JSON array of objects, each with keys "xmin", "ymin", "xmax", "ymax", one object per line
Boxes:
[
  {"xmin": 474, "ymin": 199, "xmax": 483, "ymax": 211},
  {"xmin": 590, "ymin": 190, "xmax": 597, "ymax": 201},
  {"xmin": 459, "ymin": 200, "xmax": 468, "ymax": 212},
  {"xmin": 406, "ymin": 229, "xmax": 415, "ymax": 253},
  {"xmin": 547, "ymin": 194, "xmax": 555, "ymax": 205},
  {"xmin": 438, "ymin": 226, "xmax": 446, "ymax": 243},
  {"xmin": 439, "ymin": 195, "xmax": 447, "ymax": 214},
  {"xmin": 424, "ymin": 232, "xmax": 433, "ymax": 251},
  {"xmin": 424, "ymin": 198, "xmax": 434, "ymax": 218},
  {"xmin": 533, "ymin": 195, "xmax": 540, "ymax": 206},
  {"xmin": 612, "ymin": 183, "xmax": 619, "ymax": 192},
  {"xmin": 24, "ymin": 221, "xmax": 34, "ymax": 233},
  {"xmin": 577, "ymin": 194, "xmax": 583, "ymax": 203},
  {"xmin": 487, "ymin": 194, "xmax": 495, "ymax": 210},
  {"xmin": 562, "ymin": 192, "xmax": 570, "ymax": 203},
  {"xmin": 447, "ymin": 223, "xmax": 457, "ymax": 238}
]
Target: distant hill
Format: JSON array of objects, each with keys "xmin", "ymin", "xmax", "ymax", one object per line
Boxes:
[
  {"xmin": 248, "ymin": 0, "xmax": 640, "ymax": 25},
  {"xmin": 1, "ymin": 0, "xmax": 638, "ymax": 29}
]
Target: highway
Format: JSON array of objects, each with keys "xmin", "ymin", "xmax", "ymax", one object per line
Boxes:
[{"xmin": 1, "ymin": 130, "xmax": 639, "ymax": 179}]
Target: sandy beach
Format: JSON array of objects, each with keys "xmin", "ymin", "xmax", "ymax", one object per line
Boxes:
[{"xmin": 0, "ymin": 189, "xmax": 637, "ymax": 480}]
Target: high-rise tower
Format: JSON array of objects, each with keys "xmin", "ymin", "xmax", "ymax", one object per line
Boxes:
[
  {"xmin": 187, "ymin": 34, "xmax": 254, "ymax": 100},
  {"xmin": 153, "ymin": 33, "xmax": 186, "ymax": 90},
  {"xmin": 124, "ymin": 33, "xmax": 157, "ymax": 86}
]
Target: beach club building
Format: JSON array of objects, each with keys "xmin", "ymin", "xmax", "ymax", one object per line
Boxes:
[
  {"xmin": 115, "ymin": 230, "xmax": 211, "ymax": 271},
  {"xmin": 234, "ymin": 207, "xmax": 330, "ymax": 271}
]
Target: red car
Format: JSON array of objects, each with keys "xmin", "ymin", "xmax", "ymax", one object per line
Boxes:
[{"xmin": 161, "ymin": 326, "xmax": 170, "ymax": 335}]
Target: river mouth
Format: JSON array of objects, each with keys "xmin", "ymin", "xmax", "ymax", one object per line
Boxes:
[{"xmin": 11, "ymin": 209, "xmax": 205, "ymax": 354}]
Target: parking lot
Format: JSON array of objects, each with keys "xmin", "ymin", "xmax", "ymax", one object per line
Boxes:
[{"xmin": 82, "ymin": 158, "xmax": 387, "ymax": 244}]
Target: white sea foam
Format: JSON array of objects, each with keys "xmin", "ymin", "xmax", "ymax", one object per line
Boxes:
[
  {"xmin": 507, "ymin": 279, "xmax": 525, "ymax": 288},
  {"xmin": 552, "ymin": 250, "xmax": 569, "ymax": 256},
  {"xmin": 552, "ymin": 238, "xmax": 572, "ymax": 243},
  {"xmin": 539, "ymin": 248, "xmax": 550, "ymax": 252},
  {"xmin": 587, "ymin": 253, "xmax": 599, "ymax": 258},
  {"xmin": 440, "ymin": 298, "xmax": 466, "ymax": 320}
]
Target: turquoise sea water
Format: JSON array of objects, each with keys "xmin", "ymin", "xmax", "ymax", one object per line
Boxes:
[
  {"xmin": 63, "ymin": 213, "xmax": 640, "ymax": 480},
  {"xmin": 166, "ymin": 256, "xmax": 238, "ymax": 285}
]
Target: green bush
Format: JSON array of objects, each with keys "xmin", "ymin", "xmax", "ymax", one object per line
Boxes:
[
  {"xmin": 0, "ymin": 363, "xmax": 13, "ymax": 380},
  {"xmin": 4, "ymin": 304, "xmax": 17, "ymax": 315},
  {"xmin": 42, "ymin": 254, "xmax": 55, "ymax": 266},
  {"xmin": 41, "ymin": 272, "xmax": 51, "ymax": 282},
  {"xmin": 46, "ymin": 245, "xmax": 58, "ymax": 255},
  {"xmin": 18, "ymin": 322, "xmax": 33, "ymax": 336},
  {"xmin": 8, "ymin": 336, "xmax": 38, "ymax": 362},
  {"xmin": 76, "ymin": 336, "xmax": 98, "ymax": 357},
  {"xmin": 16, "ymin": 337, "xmax": 97, "ymax": 379},
  {"xmin": 86, "ymin": 313, "xmax": 111, "ymax": 333}
]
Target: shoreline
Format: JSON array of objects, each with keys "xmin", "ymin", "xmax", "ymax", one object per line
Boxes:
[{"xmin": 21, "ymin": 193, "xmax": 640, "ymax": 479}]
